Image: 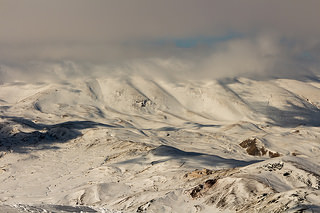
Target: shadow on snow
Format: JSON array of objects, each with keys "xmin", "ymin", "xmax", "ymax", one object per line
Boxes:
[
  {"xmin": 118, "ymin": 145, "xmax": 261, "ymax": 169},
  {"xmin": 0, "ymin": 116, "xmax": 120, "ymax": 153}
]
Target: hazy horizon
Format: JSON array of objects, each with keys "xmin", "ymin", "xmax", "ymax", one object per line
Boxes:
[{"xmin": 1, "ymin": 0, "xmax": 320, "ymax": 83}]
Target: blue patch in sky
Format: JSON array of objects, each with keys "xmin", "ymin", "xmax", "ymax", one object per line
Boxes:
[
  {"xmin": 175, "ymin": 32, "xmax": 242, "ymax": 48},
  {"xmin": 151, "ymin": 32, "xmax": 242, "ymax": 48},
  {"xmin": 297, "ymin": 51, "xmax": 317, "ymax": 62}
]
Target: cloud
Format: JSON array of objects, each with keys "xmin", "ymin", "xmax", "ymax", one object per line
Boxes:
[{"xmin": 0, "ymin": 0, "xmax": 320, "ymax": 82}]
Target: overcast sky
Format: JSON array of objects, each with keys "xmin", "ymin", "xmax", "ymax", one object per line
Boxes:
[{"xmin": 1, "ymin": 0, "xmax": 320, "ymax": 82}]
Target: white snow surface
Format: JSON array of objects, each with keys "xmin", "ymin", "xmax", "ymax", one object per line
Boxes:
[{"xmin": 0, "ymin": 76, "xmax": 320, "ymax": 212}]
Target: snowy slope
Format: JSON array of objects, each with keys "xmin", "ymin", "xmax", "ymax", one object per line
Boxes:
[{"xmin": 0, "ymin": 76, "xmax": 320, "ymax": 212}]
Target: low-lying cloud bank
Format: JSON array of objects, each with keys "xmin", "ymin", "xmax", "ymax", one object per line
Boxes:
[
  {"xmin": 0, "ymin": 1, "xmax": 319, "ymax": 83},
  {"xmin": 1, "ymin": 34, "xmax": 319, "ymax": 83}
]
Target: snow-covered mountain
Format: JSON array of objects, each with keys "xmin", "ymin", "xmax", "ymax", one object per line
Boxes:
[{"xmin": 1, "ymin": 76, "xmax": 320, "ymax": 212}]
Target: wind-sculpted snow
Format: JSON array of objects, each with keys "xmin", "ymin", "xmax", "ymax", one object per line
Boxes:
[{"xmin": 0, "ymin": 76, "xmax": 320, "ymax": 212}]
